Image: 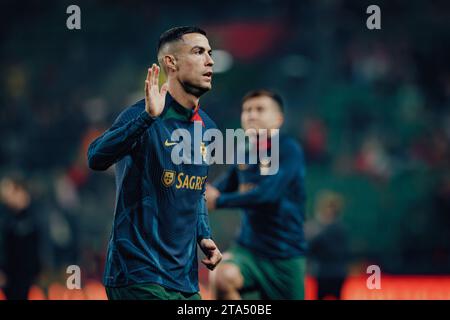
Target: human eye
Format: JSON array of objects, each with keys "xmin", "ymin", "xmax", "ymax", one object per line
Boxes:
[{"xmin": 194, "ymin": 47, "xmax": 204, "ymax": 55}]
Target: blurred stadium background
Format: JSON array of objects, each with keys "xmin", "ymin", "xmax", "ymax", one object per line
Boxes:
[{"xmin": 0, "ymin": 0, "xmax": 449, "ymax": 299}]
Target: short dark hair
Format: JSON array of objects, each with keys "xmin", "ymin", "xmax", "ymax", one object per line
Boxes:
[
  {"xmin": 157, "ymin": 26, "xmax": 207, "ymax": 54},
  {"xmin": 242, "ymin": 89, "xmax": 284, "ymax": 113}
]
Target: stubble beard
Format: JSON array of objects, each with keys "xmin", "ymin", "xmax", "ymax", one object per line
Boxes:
[{"xmin": 179, "ymin": 78, "xmax": 211, "ymax": 98}]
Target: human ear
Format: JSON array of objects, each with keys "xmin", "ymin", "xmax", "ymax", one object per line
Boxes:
[{"xmin": 164, "ymin": 55, "xmax": 177, "ymax": 72}]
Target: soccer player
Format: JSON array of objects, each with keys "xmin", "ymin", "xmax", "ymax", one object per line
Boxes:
[
  {"xmin": 207, "ymin": 90, "xmax": 307, "ymax": 300},
  {"xmin": 87, "ymin": 26, "xmax": 222, "ymax": 300}
]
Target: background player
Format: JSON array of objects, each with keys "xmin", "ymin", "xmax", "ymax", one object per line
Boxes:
[{"xmin": 206, "ymin": 89, "xmax": 307, "ymax": 300}]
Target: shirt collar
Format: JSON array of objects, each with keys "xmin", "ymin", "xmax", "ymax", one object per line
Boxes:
[{"xmin": 162, "ymin": 93, "xmax": 196, "ymax": 121}]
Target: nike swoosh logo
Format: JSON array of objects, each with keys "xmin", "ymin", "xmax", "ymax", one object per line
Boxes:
[{"xmin": 164, "ymin": 139, "xmax": 178, "ymax": 147}]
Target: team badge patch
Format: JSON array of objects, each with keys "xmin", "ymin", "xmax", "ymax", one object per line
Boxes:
[{"xmin": 162, "ymin": 170, "xmax": 176, "ymax": 187}]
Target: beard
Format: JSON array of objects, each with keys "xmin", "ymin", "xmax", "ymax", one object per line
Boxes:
[{"xmin": 179, "ymin": 79, "xmax": 211, "ymax": 98}]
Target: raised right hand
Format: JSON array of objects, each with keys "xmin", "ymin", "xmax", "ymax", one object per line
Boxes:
[{"xmin": 144, "ymin": 63, "xmax": 168, "ymax": 117}]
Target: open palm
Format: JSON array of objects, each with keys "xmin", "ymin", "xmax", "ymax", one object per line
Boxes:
[{"xmin": 145, "ymin": 63, "xmax": 168, "ymax": 117}]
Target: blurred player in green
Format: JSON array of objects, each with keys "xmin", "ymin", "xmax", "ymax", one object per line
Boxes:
[{"xmin": 206, "ymin": 90, "xmax": 307, "ymax": 300}]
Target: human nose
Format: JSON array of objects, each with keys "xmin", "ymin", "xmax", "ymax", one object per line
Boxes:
[{"xmin": 205, "ymin": 53, "xmax": 214, "ymax": 66}]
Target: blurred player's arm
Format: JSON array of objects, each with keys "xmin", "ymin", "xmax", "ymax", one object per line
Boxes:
[
  {"xmin": 197, "ymin": 193, "xmax": 222, "ymax": 270},
  {"xmin": 213, "ymin": 165, "xmax": 239, "ymax": 193},
  {"xmin": 87, "ymin": 65, "xmax": 167, "ymax": 171},
  {"xmin": 211, "ymin": 142, "xmax": 304, "ymax": 210},
  {"xmin": 205, "ymin": 165, "xmax": 238, "ymax": 210}
]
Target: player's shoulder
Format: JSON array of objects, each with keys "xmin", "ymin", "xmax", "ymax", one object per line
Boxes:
[
  {"xmin": 121, "ymin": 99, "xmax": 146, "ymax": 117},
  {"xmin": 113, "ymin": 99, "xmax": 145, "ymax": 125},
  {"xmin": 278, "ymin": 135, "xmax": 306, "ymax": 172},
  {"xmin": 199, "ymin": 108, "xmax": 217, "ymax": 130},
  {"xmin": 279, "ymin": 134, "xmax": 304, "ymax": 157}
]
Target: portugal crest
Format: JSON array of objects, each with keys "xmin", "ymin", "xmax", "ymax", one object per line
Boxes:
[
  {"xmin": 162, "ymin": 170, "xmax": 176, "ymax": 187},
  {"xmin": 200, "ymin": 142, "xmax": 207, "ymax": 162}
]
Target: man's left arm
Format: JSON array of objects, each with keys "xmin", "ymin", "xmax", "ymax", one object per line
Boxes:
[
  {"xmin": 214, "ymin": 142, "xmax": 305, "ymax": 209},
  {"xmin": 197, "ymin": 193, "xmax": 222, "ymax": 270},
  {"xmin": 197, "ymin": 193, "xmax": 212, "ymax": 242}
]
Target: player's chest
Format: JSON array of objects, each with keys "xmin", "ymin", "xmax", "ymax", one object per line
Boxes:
[
  {"xmin": 235, "ymin": 164, "xmax": 266, "ymax": 192},
  {"xmin": 144, "ymin": 121, "xmax": 211, "ymax": 192}
]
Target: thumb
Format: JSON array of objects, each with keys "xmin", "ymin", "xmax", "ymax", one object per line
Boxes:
[{"xmin": 202, "ymin": 239, "xmax": 217, "ymax": 250}]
